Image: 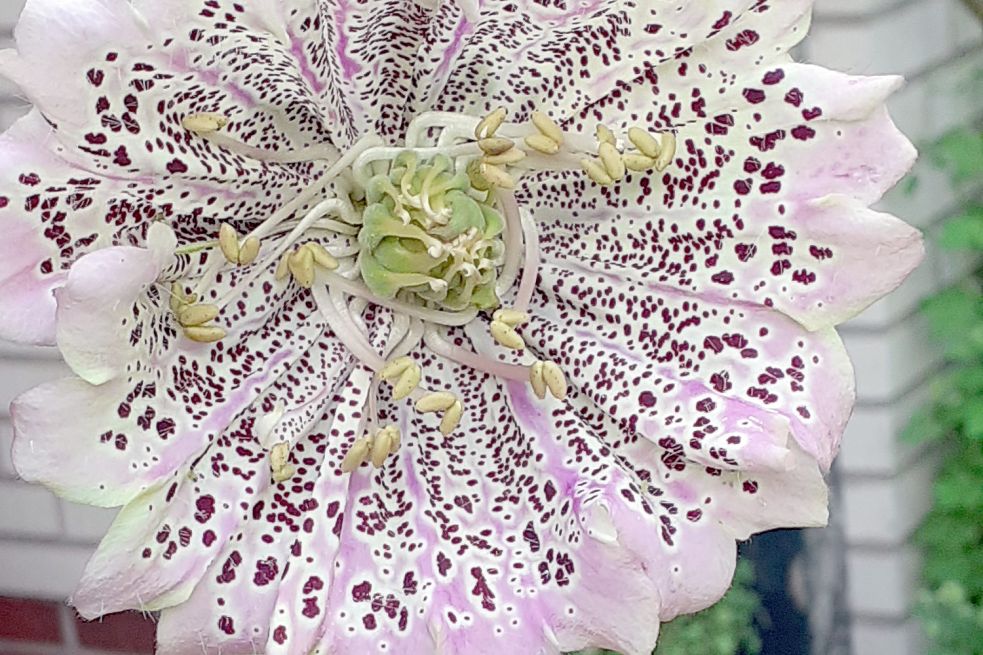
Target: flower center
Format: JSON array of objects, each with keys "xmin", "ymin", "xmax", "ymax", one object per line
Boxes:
[{"xmin": 170, "ymin": 108, "xmax": 677, "ymax": 473}]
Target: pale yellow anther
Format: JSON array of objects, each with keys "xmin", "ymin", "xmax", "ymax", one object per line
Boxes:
[
  {"xmin": 183, "ymin": 325, "xmax": 226, "ymax": 343},
  {"xmin": 467, "ymin": 159, "xmax": 492, "ymax": 192},
  {"xmin": 238, "ymin": 236, "xmax": 261, "ymax": 265},
  {"xmin": 388, "ymin": 427, "xmax": 402, "ymax": 452},
  {"xmin": 478, "ymin": 137, "xmax": 514, "ymax": 156},
  {"xmin": 627, "ymin": 127, "xmax": 660, "ymax": 158},
  {"xmin": 524, "ymin": 133, "xmax": 560, "ymax": 155},
  {"xmin": 483, "ymin": 147, "xmax": 527, "ymax": 166},
  {"xmin": 370, "ymin": 429, "xmax": 394, "ymax": 468},
  {"xmin": 177, "ymin": 303, "xmax": 220, "ymax": 327},
  {"xmin": 439, "ymin": 401, "xmax": 463, "ymax": 436},
  {"xmin": 531, "ymin": 110, "xmax": 564, "ymax": 145},
  {"xmin": 655, "ymin": 132, "xmax": 676, "ymax": 171},
  {"xmin": 305, "ymin": 242, "xmax": 339, "ymax": 270},
  {"xmin": 392, "ymin": 364, "xmax": 422, "ymax": 401},
  {"xmin": 181, "ymin": 112, "xmax": 229, "ymax": 134},
  {"xmin": 275, "ymin": 251, "xmax": 291, "ymax": 281},
  {"xmin": 479, "ymin": 162, "xmax": 515, "ymax": 189},
  {"xmin": 288, "ymin": 246, "xmax": 315, "ymax": 288},
  {"xmin": 581, "ymin": 158, "xmax": 614, "ymax": 186},
  {"xmin": 218, "ymin": 223, "xmax": 240, "ymax": 264},
  {"xmin": 598, "ymin": 142, "xmax": 626, "ymax": 180},
  {"xmin": 169, "ymin": 282, "xmax": 188, "ymax": 313},
  {"xmin": 416, "ymin": 391, "xmax": 458, "ymax": 413},
  {"xmin": 490, "ymin": 320, "xmax": 525, "ymax": 350},
  {"xmin": 341, "ymin": 437, "xmax": 372, "ymax": 473},
  {"xmin": 493, "ymin": 308, "xmax": 529, "ymax": 327},
  {"xmin": 475, "ymin": 107, "xmax": 507, "ymax": 139},
  {"xmin": 542, "ymin": 361, "xmax": 568, "ymax": 400},
  {"xmin": 270, "ymin": 441, "xmax": 294, "ymax": 483},
  {"xmin": 379, "ymin": 356, "xmax": 414, "ymax": 381},
  {"xmin": 529, "ymin": 361, "xmax": 547, "ymax": 400},
  {"xmin": 623, "ymin": 153, "xmax": 657, "ymax": 172},
  {"xmin": 596, "ymin": 123, "xmax": 616, "ymax": 146}
]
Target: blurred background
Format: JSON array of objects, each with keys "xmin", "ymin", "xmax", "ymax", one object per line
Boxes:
[{"xmin": 0, "ymin": 1, "xmax": 979, "ymax": 653}]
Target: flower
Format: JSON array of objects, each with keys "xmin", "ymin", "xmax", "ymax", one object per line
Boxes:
[{"xmin": 2, "ymin": 0, "xmax": 922, "ymax": 653}]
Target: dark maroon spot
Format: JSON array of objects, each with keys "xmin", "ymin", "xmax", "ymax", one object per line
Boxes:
[
  {"xmin": 194, "ymin": 495, "xmax": 215, "ymax": 523},
  {"xmin": 763, "ymin": 69, "xmax": 785, "ymax": 85},
  {"xmin": 217, "ymin": 616, "xmax": 234, "ymax": 635},
  {"xmin": 742, "ymin": 88, "xmax": 765, "ymax": 104},
  {"xmin": 352, "ymin": 581, "xmax": 372, "ymax": 602},
  {"xmin": 166, "ymin": 159, "xmax": 188, "ymax": 174}
]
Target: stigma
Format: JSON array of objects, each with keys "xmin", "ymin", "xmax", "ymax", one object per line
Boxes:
[{"xmin": 168, "ymin": 107, "xmax": 676, "ymax": 471}]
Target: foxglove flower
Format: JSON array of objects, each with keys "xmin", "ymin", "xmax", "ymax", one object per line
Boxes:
[{"xmin": 3, "ymin": 0, "xmax": 922, "ymax": 653}]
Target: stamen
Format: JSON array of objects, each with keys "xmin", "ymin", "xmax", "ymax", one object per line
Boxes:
[
  {"xmin": 524, "ymin": 133, "xmax": 560, "ymax": 155},
  {"xmin": 478, "ymin": 137, "xmax": 514, "ymax": 156},
  {"xmin": 596, "ymin": 124, "xmax": 616, "ymax": 146},
  {"xmin": 529, "ymin": 361, "xmax": 547, "ymax": 399},
  {"xmin": 218, "ymin": 223, "xmax": 240, "ymax": 264},
  {"xmin": 183, "ymin": 325, "xmax": 226, "ymax": 343},
  {"xmin": 490, "ymin": 320, "xmax": 525, "ymax": 350},
  {"xmin": 479, "ymin": 162, "xmax": 515, "ymax": 189},
  {"xmin": 181, "ymin": 113, "xmax": 229, "ymax": 134},
  {"xmin": 439, "ymin": 401, "xmax": 463, "ymax": 435},
  {"xmin": 306, "ymin": 243, "xmax": 340, "ymax": 270},
  {"xmin": 177, "ymin": 303, "xmax": 220, "ymax": 327},
  {"xmin": 627, "ymin": 127, "xmax": 660, "ymax": 158},
  {"xmin": 542, "ymin": 361, "xmax": 568, "ymax": 400},
  {"xmin": 341, "ymin": 437, "xmax": 372, "ymax": 473},
  {"xmin": 370, "ymin": 427, "xmax": 396, "ymax": 468},
  {"xmin": 623, "ymin": 153, "xmax": 657, "ymax": 172},
  {"xmin": 269, "ymin": 441, "xmax": 295, "ymax": 483},
  {"xmin": 416, "ymin": 391, "xmax": 458, "ymax": 413},
  {"xmin": 492, "ymin": 308, "xmax": 528, "ymax": 326},
  {"xmin": 656, "ymin": 132, "xmax": 677, "ymax": 171},
  {"xmin": 380, "ymin": 356, "xmax": 414, "ymax": 381},
  {"xmin": 483, "ymin": 148, "xmax": 527, "ymax": 166},
  {"xmin": 531, "ymin": 110, "xmax": 564, "ymax": 145},
  {"xmin": 581, "ymin": 158, "xmax": 614, "ymax": 186},
  {"xmin": 598, "ymin": 142, "xmax": 626, "ymax": 181},
  {"xmin": 238, "ymin": 236, "xmax": 261, "ymax": 265},
  {"xmin": 475, "ymin": 107, "xmax": 507, "ymax": 139},
  {"xmin": 288, "ymin": 246, "xmax": 315, "ymax": 288},
  {"xmin": 391, "ymin": 363, "xmax": 422, "ymax": 400}
]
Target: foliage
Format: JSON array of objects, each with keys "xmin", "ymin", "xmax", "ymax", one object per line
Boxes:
[
  {"xmin": 575, "ymin": 560, "xmax": 762, "ymax": 655},
  {"xmin": 908, "ymin": 125, "xmax": 983, "ymax": 654}
]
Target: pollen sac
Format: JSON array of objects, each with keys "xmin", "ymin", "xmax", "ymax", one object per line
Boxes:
[{"xmin": 357, "ymin": 152, "xmax": 506, "ymax": 312}]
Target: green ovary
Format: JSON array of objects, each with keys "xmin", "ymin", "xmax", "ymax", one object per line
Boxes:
[{"xmin": 357, "ymin": 153, "xmax": 506, "ymax": 312}]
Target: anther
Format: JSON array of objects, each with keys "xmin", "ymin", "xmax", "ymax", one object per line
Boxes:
[
  {"xmin": 542, "ymin": 361, "xmax": 568, "ymax": 400},
  {"xmin": 529, "ymin": 361, "xmax": 547, "ymax": 400},
  {"xmin": 623, "ymin": 153, "xmax": 657, "ymax": 172},
  {"xmin": 483, "ymin": 148, "xmax": 527, "ymax": 166},
  {"xmin": 531, "ymin": 110, "xmax": 564, "ymax": 145},
  {"xmin": 341, "ymin": 437, "xmax": 372, "ymax": 473},
  {"xmin": 475, "ymin": 107, "xmax": 507, "ymax": 139},
  {"xmin": 218, "ymin": 223, "xmax": 240, "ymax": 264},
  {"xmin": 416, "ymin": 391, "xmax": 458, "ymax": 413},
  {"xmin": 655, "ymin": 132, "xmax": 676, "ymax": 171},
  {"xmin": 269, "ymin": 441, "xmax": 294, "ymax": 483},
  {"xmin": 288, "ymin": 246, "xmax": 315, "ymax": 288},
  {"xmin": 598, "ymin": 142, "xmax": 625, "ymax": 180},
  {"xmin": 181, "ymin": 112, "xmax": 229, "ymax": 135},
  {"xmin": 183, "ymin": 325, "xmax": 226, "ymax": 343},
  {"xmin": 581, "ymin": 158, "xmax": 614, "ymax": 186},
  {"xmin": 392, "ymin": 364, "xmax": 422, "ymax": 400},
  {"xmin": 596, "ymin": 124, "xmax": 616, "ymax": 146},
  {"xmin": 237, "ymin": 236, "xmax": 261, "ymax": 265},
  {"xmin": 177, "ymin": 303, "xmax": 220, "ymax": 327},
  {"xmin": 524, "ymin": 133, "xmax": 560, "ymax": 155},
  {"xmin": 380, "ymin": 356, "xmax": 414, "ymax": 381},
  {"xmin": 490, "ymin": 320, "xmax": 525, "ymax": 350},
  {"xmin": 169, "ymin": 282, "xmax": 189, "ymax": 313},
  {"xmin": 306, "ymin": 242, "xmax": 340, "ymax": 270},
  {"xmin": 492, "ymin": 308, "xmax": 529, "ymax": 326},
  {"xmin": 479, "ymin": 162, "xmax": 515, "ymax": 189},
  {"xmin": 370, "ymin": 428, "xmax": 394, "ymax": 468},
  {"xmin": 467, "ymin": 159, "xmax": 492, "ymax": 191},
  {"xmin": 478, "ymin": 137, "xmax": 514, "ymax": 156},
  {"xmin": 275, "ymin": 251, "xmax": 291, "ymax": 281},
  {"xmin": 627, "ymin": 127, "xmax": 660, "ymax": 158},
  {"xmin": 439, "ymin": 401, "xmax": 463, "ymax": 435}
]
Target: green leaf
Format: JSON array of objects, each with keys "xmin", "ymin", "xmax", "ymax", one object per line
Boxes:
[
  {"xmin": 939, "ymin": 206, "xmax": 983, "ymax": 250},
  {"xmin": 929, "ymin": 128, "xmax": 983, "ymax": 185},
  {"xmin": 922, "ymin": 288, "xmax": 983, "ymax": 360}
]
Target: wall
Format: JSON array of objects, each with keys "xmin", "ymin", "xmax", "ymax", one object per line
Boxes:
[
  {"xmin": 804, "ymin": 0, "xmax": 982, "ymax": 653},
  {"xmin": 0, "ymin": 1, "xmax": 979, "ymax": 653}
]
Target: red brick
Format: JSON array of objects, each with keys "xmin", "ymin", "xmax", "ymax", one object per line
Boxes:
[
  {"xmin": 0, "ymin": 596, "xmax": 62, "ymax": 643},
  {"xmin": 75, "ymin": 610, "xmax": 157, "ymax": 654}
]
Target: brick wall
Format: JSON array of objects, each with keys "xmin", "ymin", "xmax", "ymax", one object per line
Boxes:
[
  {"xmin": 805, "ymin": 0, "xmax": 982, "ymax": 653},
  {"xmin": 0, "ymin": 1, "xmax": 979, "ymax": 653}
]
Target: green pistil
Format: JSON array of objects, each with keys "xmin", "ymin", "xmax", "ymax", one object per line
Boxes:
[{"xmin": 357, "ymin": 152, "xmax": 506, "ymax": 311}]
